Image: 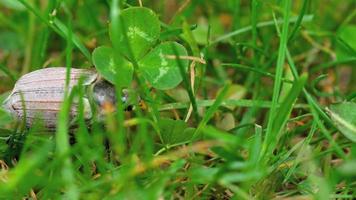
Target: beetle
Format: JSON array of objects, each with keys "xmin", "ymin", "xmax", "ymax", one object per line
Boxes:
[{"xmin": 2, "ymin": 67, "xmax": 134, "ymax": 129}]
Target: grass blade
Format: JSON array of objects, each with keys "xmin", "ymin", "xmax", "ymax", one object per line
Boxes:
[
  {"xmin": 159, "ymin": 99, "xmax": 308, "ymax": 111},
  {"xmin": 55, "ymin": 17, "xmax": 78, "ymax": 199},
  {"xmin": 264, "ymin": 73, "xmax": 308, "ymax": 158},
  {"xmin": 288, "ymin": 0, "xmax": 309, "ymax": 41},
  {"xmin": 193, "ymin": 83, "xmax": 230, "ymax": 140},
  {"xmin": 17, "ymin": 0, "xmax": 92, "ymax": 62},
  {"xmin": 53, "ymin": 19, "xmax": 92, "ymax": 62},
  {"xmin": 211, "ymin": 15, "xmax": 313, "ymax": 45},
  {"xmin": 171, "ymin": 43, "xmax": 200, "ymax": 122},
  {"xmin": 263, "ymin": 0, "xmax": 292, "ymax": 156},
  {"xmin": 0, "ymin": 64, "xmax": 17, "ymax": 81}
]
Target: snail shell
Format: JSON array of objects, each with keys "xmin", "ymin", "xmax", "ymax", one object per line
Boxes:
[{"xmin": 2, "ymin": 67, "xmax": 98, "ymax": 129}]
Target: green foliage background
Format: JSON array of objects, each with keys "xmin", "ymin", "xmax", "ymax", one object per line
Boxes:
[{"xmin": 0, "ymin": 0, "xmax": 356, "ymax": 199}]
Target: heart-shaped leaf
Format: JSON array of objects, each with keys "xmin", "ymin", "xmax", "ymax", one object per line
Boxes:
[
  {"xmin": 112, "ymin": 7, "xmax": 160, "ymax": 61},
  {"xmin": 92, "ymin": 46, "xmax": 133, "ymax": 86},
  {"xmin": 158, "ymin": 118, "xmax": 194, "ymax": 145},
  {"xmin": 328, "ymin": 102, "xmax": 356, "ymax": 142},
  {"xmin": 139, "ymin": 41, "xmax": 188, "ymax": 90}
]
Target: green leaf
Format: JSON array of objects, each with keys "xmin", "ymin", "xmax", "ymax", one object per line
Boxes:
[
  {"xmin": 328, "ymin": 102, "xmax": 356, "ymax": 142},
  {"xmin": 336, "ymin": 25, "xmax": 356, "ymax": 60},
  {"xmin": 92, "ymin": 46, "xmax": 133, "ymax": 86},
  {"xmin": 139, "ymin": 42, "xmax": 188, "ymax": 90},
  {"xmin": 112, "ymin": 7, "xmax": 160, "ymax": 61},
  {"xmin": 158, "ymin": 118, "xmax": 194, "ymax": 145}
]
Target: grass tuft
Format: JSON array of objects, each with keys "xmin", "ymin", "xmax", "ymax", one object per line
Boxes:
[{"xmin": 0, "ymin": 0, "xmax": 355, "ymax": 199}]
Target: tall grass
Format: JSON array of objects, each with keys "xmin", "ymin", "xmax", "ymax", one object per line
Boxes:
[{"xmin": 0, "ymin": 0, "xmax": 355, "ymax": 199}]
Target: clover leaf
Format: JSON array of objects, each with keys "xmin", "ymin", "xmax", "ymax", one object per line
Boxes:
[
  {"xmin": 328, "ymin": 102, "xmax": 356, "ymax": 142},
  {"xmin": 112, "ymin": 7, "xmax": 160, "ymax": 61},
  {"xmin": 92, "ymin": 46, "xmax": 133, "ymax": 86},
  {"xmin": 158, "ymin": 118, "xmax": 195, "ymax": 145},
  {"xmin": 138, "ymin": 42, "xmax": 188, "ymax": 90},
  {"xmin": 92, "ymin": 7, "xmax": 188, "ymax": 90}
]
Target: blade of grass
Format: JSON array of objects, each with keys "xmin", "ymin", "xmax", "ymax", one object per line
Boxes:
[
  {"xmin": 53, "ymin": 18, "xmax": 92, "ymax": 62},
  {"xmin": 311, "ymin": 57, "xmax": 356, "ymax": 72},
  {"xmin": 193, "ymin": 83, "xmax": 230, "ymax": 140},
  {"xmin": 306, "ymin": 94, "xmax": 346, "ymax": 158},
  {"xmin": 286, "ymin": 50, "xmax": 335, "ymax": 126},
  {"xmin": 55, "ymin": 17, "xmax": 78, "ymax": 199},
  {"xmin": 266, "ymin": 1, "xmax": 345, "ymax": 160},
  {"xmin": 211, "ymin": 14, "xmax": 313, "ymax": 45},
  {"xmin": 31, "ymin": 26, "xmax": 50, "ymax": 69},
  {"xmin": 251, "ymin": 0, "xmax": 259, "ymax": 61},
  {"xmin": 229, "ymin": 55, "xmax": 276, "ymax": 136},
  {"xmin": 32, "ymin": 1, "xmax": 56, "ymax": 69},
  {"xmin": 272, "ymin": 74, "xmax": 308, "ymax": 136},
  {"xmin": 20, "ymin": 3, "xmax": 35, "ymax": 75},
  {"xmin": 0, "ymin": 11, "xmax": 21, "ymax": 32},
  {"xmin": 0, "ymin": 140, "xmax": 52, "ymax": 194},
  {"xmin": 110, "ymin": 0, "xmax": 127, "ymax": 157},
  {"xmin": 171, "ymin": 43, "xmax": 200, "ymax": 122},
  {"xmin": 250, "ymin": 124, "xmax": 262, "ymax": 167},
  {"xmin": 263, "ymin": 73, "xmax": 308, "ymax": 160},
  {"xmin": 282, "ymin": 122, "xmax": 317, "ymax": 183},
  {"xmin": 235, "ymin": 42, "xmax": 269, "ymax": 57},
  {"xmin": 65, "ymin": 20, "xmax": 72, "ymax": 89},
  {"xmin": 221, "ymin": 63, "xmax": 293, "ymax": 83},
  {"xmin": 182, "ymin": 19, "xmax": 202, "ymax": 121},
  {"xmin": 55, "ymin": 87, "xmax": 79, "ymax": 199},
  {"xmin": 285, "ymin": 50, "xmax": 345, "ymax": 158},
  {"xmin": 182, "ymin": 19, "xmax": 201, "ymax": 91},
  {"xmin": 231, "ymin": 0, "xmax": 241, "ymax": 32},
  {"xmin": 0, "ymin": 64, "xmax": 17, "ymax": 81},
  {"xmin": 263, "ymin": 0, "xmax": 292, "ymax": 156},
  {"xmin": 17, "ymin": 0, "xmax": 92, "ymax": 62},
  {"xmin": 288, "ymin": 0, "xmax": 309, "ymax": 41},
  {"xmin": 159, "ymin": 98, "xmax": 308, "ymax": 111},
  {"xmin": 311, "ymin": 74, "xmax": 333, "ymax": 97},
  {"xmin": 74, "ymin": 75, "xmax": 93, "ymax": 176}
]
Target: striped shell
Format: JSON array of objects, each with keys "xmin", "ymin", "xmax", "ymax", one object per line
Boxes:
[{"xmin": 2, "ymin": 67, "xmax": 98, "ymax": 129}]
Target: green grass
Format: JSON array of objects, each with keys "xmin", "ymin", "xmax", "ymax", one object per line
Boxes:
[{"xmin": 1, "ymin": 0, "xmax": 356, "ymax": 199}]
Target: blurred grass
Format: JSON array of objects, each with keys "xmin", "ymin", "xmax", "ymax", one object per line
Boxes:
[{"xmin": 0, "ymin": 0, "xmax": 356, "ymax": 199}]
